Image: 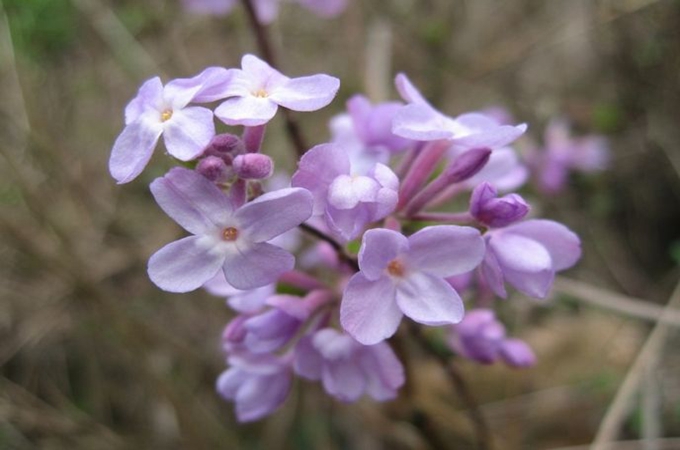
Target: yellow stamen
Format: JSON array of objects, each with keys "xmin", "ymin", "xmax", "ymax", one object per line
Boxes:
[
  {"xmin": 222, "ymin": 227, "xmax": 239, "ymax": 241},
  {"xmin": 253, "ymin": 89, "xmax": 269, "ymax": 98},
  {"xmin": 161, "ymin": 109, "xmax": 173, "ymax": 122}
]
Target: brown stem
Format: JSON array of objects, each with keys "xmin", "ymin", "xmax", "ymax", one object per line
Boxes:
[
  {"xmin": 409, "ymin": 324, "xmax": 493, "ymax": 450},
  {"xmin": 298, "ymin": 223, "xmax": 359, "ymax": 272},
  {"xmin": 239, "ymin": 0, "xmax": 308, "ymax": 157}
]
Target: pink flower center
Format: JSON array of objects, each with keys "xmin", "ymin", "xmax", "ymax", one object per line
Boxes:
[
  {"xmin": 387, "ymin": 259, "xmax": 405, "ymax": 278},
  {"xmin": 222, "ymin": 227, "xmax": 239, "ymax": 241}
]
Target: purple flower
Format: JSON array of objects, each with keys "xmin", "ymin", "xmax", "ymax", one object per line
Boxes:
[
  {"xmin": 228, "ymin": 290, "xmax": 332, "ymax": 354},
  {"xmin": 203, "ymin": 271, "xmax": 274, "ymax": 313},
  {"xmin": 346, "ymin": 94, "xmax": 413, "ymax": 153},
  {"xmin": 449, "ymin": 309, "xmax": 505, "ymax": 364},
  {"xmin": 294, "ymin": 328, "xmax": 405, "ymax": 402},
  {"xmin": 448, "ymin": 309, "xmax": 536, "ymax": 368},
  {"xmin": 292, "ymin": 143, "xmax": 399, "ymax": 241},
  {"xmin": 329, "ymin": 114, "xmax": 391, "ymax": 175},
  {"xmin": 214, "ymin": 54, "xmax": 340, "ymax": 127},
  {"xmin": 109, "ymin": 75, "xmax": 222, "ymax": 183},
  {"xmin": 481, "ymin": 220, "xmax": 581, "ymax": 299},
  {"xmin": 456, "ymin": 146, "xmax": 529, "ymax": 192},
  {"xmin": 340, "ymin": 226, "xmax": 485, "ymax": 345},
  {"xmin": 216, "ymin": 352, "xmax": 292, "ymax": 422},
  {"xmin": 530, "ymin": 118, "xmax": 610, "ymax": 194},
  {"xmin": 147, "ymin": 167, "xmax": 313, "ymax": 292},
  {"xmin": 469, "ymin": 182, "xmax": 530, "ymax": 228},
  {"xmin": 392, "ymin": 74, "xmax": 527, "ymax": 150}
]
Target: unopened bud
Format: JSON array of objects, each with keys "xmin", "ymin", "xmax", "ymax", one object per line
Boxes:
[
  {"xmin": 469, "ymin": 182, "xmax": 529, "ymax": 228},
  {"xmin": 233, "ymin": 154, "xmax": 274, "ymax": 180},
  {"xmin": 222, "ymin": 315, "xmax": 248, "ymax": 347},
  {"xmin": 203, "ymin": 133, "xmax": 244, "ymax": 157},
  {"xmin": 445, "ymin": 147, "xmax": 492, "ymax": 183},
  {"xmin": 196, "ymin": 156, "xmax": 230, "ymax": 182},
  {"xmin": 499, "ymin": 339, "xmax": 536, "ymax": 368}
]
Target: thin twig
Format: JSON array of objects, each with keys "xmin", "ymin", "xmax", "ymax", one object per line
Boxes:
[
  {"xmin": 298, "ymin": 223, "xmax": 359, "ymax": 271},
  {"xmin": 239, "ymin": 0, "xmax": 308, "ymax": 157},
  {"xmin": 409, "ymin": 324, "xmax": 492, "ymax": 450},
  {"xmin": 554, "ymin": 277, "xmax": 680, "ymax": 327},
  {"xmin": 591, "ymin": 279, "xmax": 680, "ymax": 449}
]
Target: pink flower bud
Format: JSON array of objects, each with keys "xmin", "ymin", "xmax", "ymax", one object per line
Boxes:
[
  {"xmin": 469, "ymin": 182, "xmax": 529, "ymax": 228},
  {"xmin": 444, "ymin": 147, "xmax": 492, "ymax": 184},
  {"xmin": 203, "ymin": 133, "xmax": 244, "ymax": 157},
  {"xmin": 196, "ymin": 155, "xmax": 230, "ymax": 182},
  {"xmin": 233, "ymin": 154, "xmax": 274, "ymax": 180}
]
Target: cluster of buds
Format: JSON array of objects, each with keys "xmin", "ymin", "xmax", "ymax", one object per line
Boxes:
[{"xmin": 109, "ymin": 53, "xmax": 604, "ymax": 422}]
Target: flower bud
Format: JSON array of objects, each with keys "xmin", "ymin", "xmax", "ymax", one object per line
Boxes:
[
  {"xmin": 233, "ymin": 154, "xmax": 274, "ymax": 180},
  {"xmin": 203, "ymin": 133, "xmax": 244, "ymax": 157},
  {"xmin": 499, "ymin": 339, "xmax": 536, "ymax": 368},
  {"xmin": 449, "ymin": 309, "xmax": 506, "ymax": 364},
  {"xmin": 469, "ymin": 182, "xmax": 529, "ymax": 228},
  {"xmin": 444, "ymin": 147, "xmax": 492, "ymax": 183},
  {"xmin": 196, "ymin": 156, "xmax": 230, "ymax": 182},
  {"xmin": 222, "ymin": 315, "xmax": 248, "ymax": 349}
]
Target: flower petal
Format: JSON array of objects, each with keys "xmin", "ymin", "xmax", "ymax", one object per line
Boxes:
[
  {"xmin": 322, "ymin": 360, "xmax": 366, "ymax": 402},
  {"xmin": 359, "ymin": 228, "xmax": 409, "ymax": 281},
  {"xmin": 293, "ymin": 336, "xmax": 324, "ymax": 380},
  {"xmin": 394, "ymin": 73, "xmax": 428, "ymax": 105},
  {"xmin": 214, "ymin": 96, "xmax": 278, "ymax": 126},
  {"xmin": 223, "ymin": 242, "xmax": 295, "ymax": 290},
  {"xmin": 489, "ymin": 233, "xmax": 554, "ymax": 298},
  {"xmin": 165, "ymin": 67, "xmax": 235, "ymax": 104},
  {"xmin": 504, "ymin": 220, "xmax": 581, "ymax": 271},
  {"xmin": 234, "ymin": 371, "xmax": 291, "ymax": 422},
  {"xmin": 340, "ymin": 273, "xmax": 402, "ymax": 345},
  {"xmin": 392, "ymin": 103, "xmax": 453, "ymax": 141},
  {"xmin": 163, "ymin": 106, "xmax": 215, "ymax": 161},
  {"xmin": 396, "ymin": 272, "xmax": 464, "ymax": 326},
  {"xmin": 148, "ymin": 236, "xmax": 224, "ymax": 293},
  {"xmin": 359, "ymin": 343, "xmax": 405, "ymax": 401},
  {"xmin": 235, "ymin": 187, "xmax": 313, "ymax": 243},
  {"xmin": 481, "ymin": 247, "xmax": 507, "ymax": 298},
  {"xmin": 124, "ymin": 77, "xmax": 163, "ymax": 125},
  {"xmin": 109, "ymin": 117, "xmax": 163, "ymax": 184},
  {"xmin": 269, "ymin": 74, "xmax": 340, "ymax": 112},
  {"xmin": 406, "ymin": 226, "xmax": 485, "ymax": 277},
  {"xmin": 150, "ymin": 167, "xmax": 233, "ymax": 234},
  {"xmin": 292, "ymin": 143, "xmax": 350, "ymax": 215},
  {"xmin": 452, "ymin": 114, "xmax": 527, "ymax": 150}
]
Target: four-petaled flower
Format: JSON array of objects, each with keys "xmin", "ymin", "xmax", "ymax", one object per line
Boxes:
[
  {"xmin": 340, "ymin": 226, "xmax": 485, "ymax": 345},
  {"xmin": 147, "ymin": 167, "xmax": 313, "ymax": 292},
  {"xmin": 109, "ymin": 75, "xmax": 221, "ymax": 184},
  {"xmin": 214, "ymin": 54, "xmax": 340, "ymax": 126}
]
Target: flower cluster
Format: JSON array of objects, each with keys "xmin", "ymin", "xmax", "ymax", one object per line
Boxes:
[{"xmin": 110, "ymin": 53, "xmax": 600, "ymax": 422}]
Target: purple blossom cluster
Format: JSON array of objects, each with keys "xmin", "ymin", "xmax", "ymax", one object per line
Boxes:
[{"xmin": 109, "ymin": 52, "xmax": 605, "ymax": 422}]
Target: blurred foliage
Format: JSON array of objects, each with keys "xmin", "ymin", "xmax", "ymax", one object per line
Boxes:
[{"xmin": 3, "ymin": 0, "xmax": 77, "ymax": 62}]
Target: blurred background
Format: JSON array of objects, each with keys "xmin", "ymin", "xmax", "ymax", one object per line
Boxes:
[{"xmin": 1, "ymin": 0, "xmax": 680, "ymax": 448}]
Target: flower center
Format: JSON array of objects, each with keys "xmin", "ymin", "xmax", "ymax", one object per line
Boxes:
[
  {"xmin": 253, "ymin": 89, "xmax": 269, "ymax": 98},
  {"xmin": 387, "ymin": 259, "xmax": 405, "ymax": 278},
  {"xmin": 222, "ymin": 227, "xmax": 239, "ymax": 241},
  {"xmin": 160, "ymin": 109, "xmax": 173, "ymax": 122}
]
